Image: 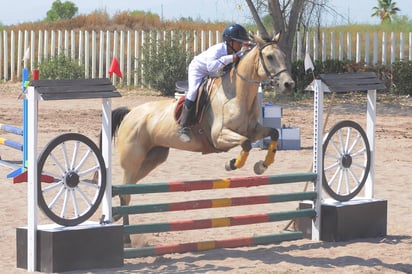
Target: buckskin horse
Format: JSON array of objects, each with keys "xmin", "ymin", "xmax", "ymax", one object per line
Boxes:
[{"xmin": 109, "ymin": 33, "xmax": 295, "ymax": 242}]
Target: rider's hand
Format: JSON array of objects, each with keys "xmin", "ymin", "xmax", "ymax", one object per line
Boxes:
[{"xmin": 233, "ymin": 53, "xmax": 239, "ymax": 63}]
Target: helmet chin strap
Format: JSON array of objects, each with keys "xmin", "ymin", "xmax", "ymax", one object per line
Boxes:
[{"xmin": 225, "ymin": 40, "xmax": 237, "ymax": 54}]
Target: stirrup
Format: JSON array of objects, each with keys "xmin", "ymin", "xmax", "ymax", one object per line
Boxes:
[{"xmin": 178, "ymin": 127, "xmax": 191, "ymax": 143}]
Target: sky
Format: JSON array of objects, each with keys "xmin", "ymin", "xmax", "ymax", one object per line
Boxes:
[{"xmin": 0, "ymin": 0, "xmax": 411, "ymax": 26}]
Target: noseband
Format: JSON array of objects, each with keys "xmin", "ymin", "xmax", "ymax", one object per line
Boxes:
[{"xmin": 234, "ymin": 41, "xmax": 287, "ymax": 85}]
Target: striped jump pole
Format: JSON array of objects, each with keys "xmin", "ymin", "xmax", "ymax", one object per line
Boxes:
[
  {"xmin": 112, "ymin": 172, "xmax": 317, "ymax": 195},
  {"xmin": 0, "ymin": 124, "xmax": 24, "ymax": 172},
  {"xmin": 0, "ymin": 68, "xmax": 38, "ymax": 183},
  {"xmin": 0, "ymin": 136, "xmax": 24, "ymax": 151},
  {"xmin": 112, "ymin": 172, "xmax": 317, "ymax": 258},
  {"xmin": 0, "ymin": 124, "xmax": 24, "ymax": 151},
  {"xmin": 0, "ymin": 124, "xmax": 24, "ymax": 136}
]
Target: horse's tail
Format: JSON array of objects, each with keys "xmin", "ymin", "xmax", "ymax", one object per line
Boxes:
[{"xmin": 99, "ymin": 107, "xmax": 130, "ymax": 149}]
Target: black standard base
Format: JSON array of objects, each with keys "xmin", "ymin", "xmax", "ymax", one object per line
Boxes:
[
  {"xmin": 297, "ymin": 198, "xmax": 387, "ymax": 241},
  {"xmin": 16, "ymin": 222, "xmax": 124, "ymax": 273}
]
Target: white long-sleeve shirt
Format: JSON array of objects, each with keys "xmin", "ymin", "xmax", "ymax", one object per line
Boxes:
[{"xmin": 186, "ymin": 42, "xmax": 234, "ymax": 101}]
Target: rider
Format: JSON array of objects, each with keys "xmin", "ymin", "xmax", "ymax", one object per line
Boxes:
[{"xmin": 178, "ymin": 23, "xmax": 251, "ymax": 143}]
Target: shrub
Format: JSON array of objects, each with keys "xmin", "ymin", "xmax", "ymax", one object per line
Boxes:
[
  {"xmin": 139, "ymin": 32, "xmax": 192, "ymax": 96},
  {"xmin": 292, "ymin": 59, "xmax": 347, "ymax": 92},
  {"xmin": 290, "ymin": 59, "xmax": 412, "ymax": 95},
  {"xmin": 37, "ymin": 54, "xmax": 84, "ymax": 79},
  {"xmin": 391, "ymin": 61, "xmax": 412, "ymax": 96}
]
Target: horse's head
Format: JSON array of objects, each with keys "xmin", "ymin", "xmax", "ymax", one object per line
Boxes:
[{"xmin": 250, "ymin": 33, "xmax": 295, "ymax": 94}]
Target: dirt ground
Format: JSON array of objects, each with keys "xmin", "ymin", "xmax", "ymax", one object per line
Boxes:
[{"xmin": 0, "ymin": 82, "xmax": 411, "ymax": 273}]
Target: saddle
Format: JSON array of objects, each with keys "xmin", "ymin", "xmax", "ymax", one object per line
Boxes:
[
  {"xmin": 174, "ymin": 78, "xmax": 224, "ymax": 154},
  {"xmin": 174, "ymin": 78, "xmax": 216, "ymax": 125}
]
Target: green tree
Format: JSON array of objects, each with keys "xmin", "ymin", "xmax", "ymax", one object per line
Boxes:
[
  {"xmin": 371, "ymin": 0, "xmax": 400, "ymax": 23},
  {"xmin": 46, "ymin": 0, "xmax": 78, "ymax": 22}
]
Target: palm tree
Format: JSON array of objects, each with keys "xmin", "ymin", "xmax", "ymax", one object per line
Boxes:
[{"xmin": 371, "ymin": 0, "xmax": 400, "ymax": 23}]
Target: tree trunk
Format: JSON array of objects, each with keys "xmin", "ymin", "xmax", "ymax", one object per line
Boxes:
[
  {"xmin": 246, "ymin": 0, "xmax": 306, "ymax": 67},
  {"xmin": 245, "ymin": 0, "xmax": 269, "ymax": 37}
]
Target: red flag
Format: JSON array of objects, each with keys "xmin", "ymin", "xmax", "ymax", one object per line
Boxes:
[{"xmin": 109, "ymin": 57, "xmax": 122, "ymax": 78}]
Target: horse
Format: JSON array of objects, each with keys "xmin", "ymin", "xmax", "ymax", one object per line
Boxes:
[{"xmin": 109, "ymin": 33, "xmax": 295, "ymax": 243}]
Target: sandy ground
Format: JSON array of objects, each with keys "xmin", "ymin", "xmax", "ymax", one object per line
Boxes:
[{"xmin": 0, "ymin": 82, "xmax": 411, "ymax": 273}]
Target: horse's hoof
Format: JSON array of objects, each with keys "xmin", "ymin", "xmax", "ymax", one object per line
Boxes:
[
  {"xmin": 225, "ymin": 159, "xmax": 236, "ymax": 171},
  {"xmin": 254, "ymin": 160, "xmax": 267, "ymax": 175}
]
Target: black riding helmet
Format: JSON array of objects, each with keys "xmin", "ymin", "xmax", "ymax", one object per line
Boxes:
[{"xmin": 223, "ymin": 24, "xmax": 250, "ymax": 42}]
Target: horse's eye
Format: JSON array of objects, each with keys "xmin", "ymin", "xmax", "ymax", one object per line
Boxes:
[{"xmin": 266, "ymin": 55, "xmax": 273, "ymax": 61}]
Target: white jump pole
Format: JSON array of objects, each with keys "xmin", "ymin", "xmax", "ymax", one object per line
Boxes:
[{"xmin": 26, "ymin": 86, "xmax": 39, "ymax": 272}]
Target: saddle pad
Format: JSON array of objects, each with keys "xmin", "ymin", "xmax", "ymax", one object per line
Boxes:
[{"xmin": 174, "ymin": 78, "xmax": 216, "ymax": 124}]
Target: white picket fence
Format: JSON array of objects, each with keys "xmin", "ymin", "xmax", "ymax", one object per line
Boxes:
[
  {"xmin": 296, "ymin": 31, "xmax": 412, "ymax": 65},
  {"xmin": 1, "ymin": 29, "xmax": 411, "ymax": 85}
]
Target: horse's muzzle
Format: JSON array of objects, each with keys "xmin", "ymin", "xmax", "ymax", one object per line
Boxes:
[{"xmin": 270, "ymin": 76, "xmax": 295, "ymax": 94}]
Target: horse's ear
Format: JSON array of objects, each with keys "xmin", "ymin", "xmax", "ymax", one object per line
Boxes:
[
  {"xmin": 272, "ymin": 32, "xmax": 281, "ymax": 42},
  {"xmin": 249, "ymin": 31, "xmax": 256, "ymax": 42}
]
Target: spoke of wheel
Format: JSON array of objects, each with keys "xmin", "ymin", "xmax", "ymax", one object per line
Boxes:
[
  {"xmin": 324, "ymin": 160, "xmax": 340, "ymax": 172},
  {"xmin": 74, "ymin": 149, "xmax": 93, "ymax": 172},
  {"xmin": 71, "ymin": 189, "xmax": 80, "ymax": 217},
  {"xmin": 48, "ymin": 185, "xmax": 65, "ymax": 210},
  {"xmin": 351, "ymin": 161, "xmax": 367, "ymax": 170},
  {"xmin": 336, "ymin": 168, "xmax": 344, "ymax": 194},
  {"xmin": 324, "ymin": 152, "xmax": 340, "ymax": 161},
  {"xmin": 351, "ymin": 147, "xmax": 367, "ymax": 158},
  {"xmin": 42, "ymin": 181, "xmax": 64, "ymax": 193},
  {"xmin": 49, "ymin": 151, "xmax": 66, "ymax": 175},
  {"xmin": 343, "ymin": 169, "xmax": 351, "ymax": 194},
  {"xmin": 330, "ymin": 138, "xmax": 343, "ymax": 156},
  {"xmin": 70, "ymin": 141, "xmax": 81, "ymax": 170},
  {"xmin": 344, "ymin": 127, "xmax": 352, "ymax": 153},
  {"xmin": 76, "ymin": 185, "xmax": 93, "ymax": 207},
  {"xmin": 337, "ymin": 129, "xmax": 345, "ymax": 154},
  {"xmin": 77, "ymin": 165, "xmax": 100, "ymax": 177},
  {"xmin": 328, "ymin": 165, "xmax": 342, "ymax": 188},
  {"xmin": 347, "ymin": 134, "xmax": 362, "ymax": 155},
  {"xmin": 348, "ymin": 167, "xmax": 361, "ymax": 188},
  {"xmin": 60, "ymin": 189, "xmax": 70, "ymax": 218},
  {"xmin": 60, "ymin": 142, "xmax": 70, "ymax": 171}
]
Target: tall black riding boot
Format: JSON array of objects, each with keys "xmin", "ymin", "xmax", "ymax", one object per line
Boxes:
[{"xmin": 178, "ymin": 103, "xmax": 195, "ymax": 143}]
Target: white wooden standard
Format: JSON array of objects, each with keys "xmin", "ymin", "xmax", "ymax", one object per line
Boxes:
[
  {"xmin": 25, "ymin": 87, "xmax": 113, "ymax": 272},
  {"xmin": 311, "ymin": 80, "xmax": 323, "ymax": 241},
  {"xmin": 366, "ymin": 90, "xmax": 377, "ymax": 198},
  {"xmin": 26, "ymin": 86, "xmax": 38, "ymax": 272}
]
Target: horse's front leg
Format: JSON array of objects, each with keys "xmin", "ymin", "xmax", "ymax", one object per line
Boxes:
[
  {"xmin": 253, "ymin": 127, "xmax": 279, "ymax": 175},
  {"xmin": 225, "ymin": 139, "xmax": 252, "ymax": 171},
  {"xmin": 214, "ymin": 128, "xmax": 251, "ymax": 171}
]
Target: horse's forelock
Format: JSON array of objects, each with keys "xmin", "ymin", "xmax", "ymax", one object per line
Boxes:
[
  {"xmin": 260, "ymin": 35, "xmax": 272, "ymax": 43},
  {"xmin": 251, "ymin": 34, "xmax": 276, "ymax": 48}
]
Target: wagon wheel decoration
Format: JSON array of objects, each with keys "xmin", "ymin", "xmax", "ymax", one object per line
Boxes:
[
  {"xmin": 37, "ymin": 133, "xmax": 106, "ymax": 226},
  {"xmin": 322, "ymin": 120, "xmax": 371, "ymax": 202}
]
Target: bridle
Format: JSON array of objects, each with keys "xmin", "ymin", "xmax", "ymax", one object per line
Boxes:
[{"xmin": 234, "ymin": 41, "xmax": 288, "ymax": 86}]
